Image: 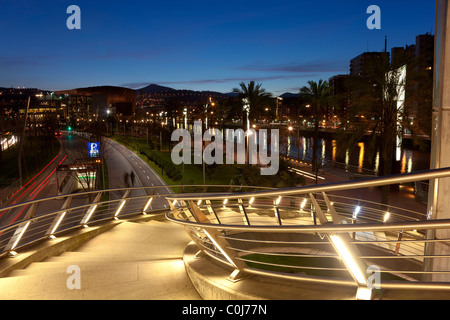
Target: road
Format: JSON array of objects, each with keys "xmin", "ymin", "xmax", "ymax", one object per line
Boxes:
[
  {"xmin": 103, "ymin": 137, "xmax": 172, "ymax": 214},
  {"xmin": 0, "ymin": 133, "xmax": 172, "ymax": 227}
]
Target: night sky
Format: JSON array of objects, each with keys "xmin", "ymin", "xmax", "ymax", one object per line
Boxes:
[{"xmin": 0, "ymin": 0, "xmax": 436, "ymax": 95}]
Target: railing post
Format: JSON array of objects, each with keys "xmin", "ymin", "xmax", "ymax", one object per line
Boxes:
[
  {"xmin": 22, "ymin": 202, "xmax": 38, "ymax": 220},
  {"xmin": 273, "ymin": 197, "xmax": 282, "ymax": 226},
  {"xmin": 238, "ymin": 199, "xmax": 250, "ymax": 225},
  {"xmin": 80, "ymin": 192, "xmax": 103, "ymax": 227},
  {"xmin": 309, "ymin": 193, "xmax": 370, "ymax": 298},
  {"xmin": 188, "ymin": 199, "xmax": 247, "ymax": 281},
  {"xmin": 5, "ymin": 221, "xmax": 31, "ymax": 256},
  {"xmin": 167, "ymin": 199, "xmax": 190, "ymax": 220},
  {"xmin": 142, "ymin": 188, "xmax": 157, "ymax": 214},
  {"xmin": 205, "ymin": 200, "xmax": 221, "ymax": 224},
  {"xmin": 45, "ymin": 196, "xmax": 73, "ymax": 238},
  {"xmin": 113, "ymin": 189, "xmax": 130, "ymax": 220}
]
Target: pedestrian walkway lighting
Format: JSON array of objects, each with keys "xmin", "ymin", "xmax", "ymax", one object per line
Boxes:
[
  {"xmin": 9, "ymin": 221, "xmax": 31, "ymax": 254},
  {"xmin": 249, "ymin": 197, "xmax": 255, "ymax": 206},
  {"xmin": 275, "ymin": 196, "xmax": 282, "ymax": 205},
  {"xmin": 383, "ymin": 211, "xmax": 390, "ymax": 222},
  {"xmin": 83, "ymin": 205, "xmax": 98, "ymax": 227},
  {"xmin": 143, "ymin": 197, "xmax": 153, "ymax": 214},
  {"xmin": 353, "ymin": 205, "xmax": 361, "ymax": 219},
  {"xmin": 329, "ymin": 234, "xmax": 367, "ymax": 286},
  {"xmin": 49, "ymin": 211, "xmax": 67, "ymax": 237},
  {"xmin": 300, "ymin": 198, "xmax": 307, "ymax": 210},
  {"xmin": 203, "ymin": 229, "xmax": 239, "ymax": 270},
  {"xmin": 114, "ymin": 200, "xmax": 126, "ymax": 220},
  {"xmin": 223, "ymin": 198, "xmax": 228, "ymax": 207}
]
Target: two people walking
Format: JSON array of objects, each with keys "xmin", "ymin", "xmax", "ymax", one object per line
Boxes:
[{"xmin": 123, "ymin": 171, "xmax": 136, "ymax": 187}]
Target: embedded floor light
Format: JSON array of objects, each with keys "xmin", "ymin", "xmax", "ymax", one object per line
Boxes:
[{"xmin": 356, "ymin": 287, "xmax": 373, "ymax": 300}]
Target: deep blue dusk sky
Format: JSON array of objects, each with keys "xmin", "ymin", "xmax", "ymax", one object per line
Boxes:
[{"xmin": 0, "ymin": 0, "xmax": 436, "ymax": 95}]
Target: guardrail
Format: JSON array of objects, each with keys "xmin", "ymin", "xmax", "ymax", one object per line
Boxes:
[
  {"xmin": 0, "ymin": 184, "xmax": 273, "ymax": 259},
  {"xmin": 165, "ymin": 168, "xmax": 450, "ymax": 300}
]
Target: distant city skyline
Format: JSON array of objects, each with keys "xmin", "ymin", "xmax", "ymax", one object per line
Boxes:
[{"xmin": 0, "ymin": 0, "xmax": 435, "ymax": 95}]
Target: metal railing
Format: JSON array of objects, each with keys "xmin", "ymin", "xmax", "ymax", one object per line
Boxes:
[
  {"xmin": 0, "ymin": 184, "xmax": 272, "ymax": 259},
  {"xmin": 165, "ymin": 167, "xmax": 450, "ymax": 299}
]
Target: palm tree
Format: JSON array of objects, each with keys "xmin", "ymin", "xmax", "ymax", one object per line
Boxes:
[
  {"xmin": 299, "ymin": 80, "xmax": 331, "ymax": 183},
  {"xmin": 232, "ymin": 81, "xmax": 272, "ymax": 130}
]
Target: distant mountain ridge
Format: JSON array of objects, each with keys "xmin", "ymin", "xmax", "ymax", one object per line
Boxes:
[
  {"xmin": 136, "ymin": 83, "xmax": 298, "ymax": 99},
  {"xmin": 136, "ymin": 83, "xmax": 233, "ymax": 98}
]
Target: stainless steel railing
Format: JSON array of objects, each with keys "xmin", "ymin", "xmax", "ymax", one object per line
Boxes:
[
  {"xmin": 165, "ymin": 168, "xmax": 450, "ymax": 299},
  {"xmin": 0, "ymin": 184, "xmax": 271, "ymax": 258}
]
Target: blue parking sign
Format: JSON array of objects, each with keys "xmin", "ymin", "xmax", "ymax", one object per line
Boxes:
[{"xmin": 88, "ymin": 142, "xmax": 100, "ymax": 158}]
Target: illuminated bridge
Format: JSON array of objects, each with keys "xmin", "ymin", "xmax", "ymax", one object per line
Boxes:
[{"xmin": 1, "ymin": 169, "xmax": 450, "ymax": 300}]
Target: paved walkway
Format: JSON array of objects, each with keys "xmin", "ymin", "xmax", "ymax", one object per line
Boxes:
[{"xmin": 0, "ymin": 219, "xmax": 201, "ymax": 300}]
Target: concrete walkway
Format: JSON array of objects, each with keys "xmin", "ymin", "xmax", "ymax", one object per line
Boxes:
[{"xmin": 0, "ymin": 218, "xmax": 200, "ymax": 300}]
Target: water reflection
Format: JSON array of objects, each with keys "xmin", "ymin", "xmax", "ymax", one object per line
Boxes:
[{"xmin": 284, "ymin": 135, "xmax": 429, "ymax": 174}]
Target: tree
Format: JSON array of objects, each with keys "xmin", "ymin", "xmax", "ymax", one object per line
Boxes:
[
  {"xmin": 163, "ymin": 98, "xmax": 184, "ymax": 131},
  {"xmin": 232, "ymin": 81, "xmax": 273, "ymax": 129},
  {"xmin": 299, "ymin": 80, "xmax": 331, "ymax": 183},
  {"xmin": 341, "ymin": 53, "xmax": 416, "ymax": 205}
]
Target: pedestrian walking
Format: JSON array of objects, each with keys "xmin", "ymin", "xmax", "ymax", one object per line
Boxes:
[
  {"xmin": 124, "ymin": 172, "xmax": 129, "ymax": 187},
  {"xmin": 130, "ymin": 171, "xmax": 135, "ymax": 186}
]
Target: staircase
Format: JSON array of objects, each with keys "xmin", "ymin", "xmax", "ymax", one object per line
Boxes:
[{"xmin": 0, "ymin": 219, "xmax": 201, "ymax": 300}]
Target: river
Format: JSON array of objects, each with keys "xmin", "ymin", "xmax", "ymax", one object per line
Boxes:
[{"xmin": 282, "ymin": 135, "xmax": 431, "ymax": 175}]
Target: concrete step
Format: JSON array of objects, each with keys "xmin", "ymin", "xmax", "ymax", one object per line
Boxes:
[
  {"xmin": 0, "ymin": 257, "xmax": 198, "ymax": 300},
  {"xmin": 0, "ymin": 218, "xmax": 200, "ymax": 300}
]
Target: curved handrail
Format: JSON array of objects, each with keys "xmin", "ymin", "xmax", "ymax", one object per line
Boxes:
[
  {"xmin": 0, "ymin": 184, "xmax": 275, "ymax": 258},
  {"xmin": 163, "ymin": 168, "xmax": 450, "ymax": 297},
  {"xmin": 166, "ymin": 167, "xmax": 450, "ymax": 201}
]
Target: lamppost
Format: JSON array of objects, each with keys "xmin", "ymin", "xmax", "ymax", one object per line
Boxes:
[{"xmin": 18, "ymin": 96, "xmax": 31, "ymax": 187}]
